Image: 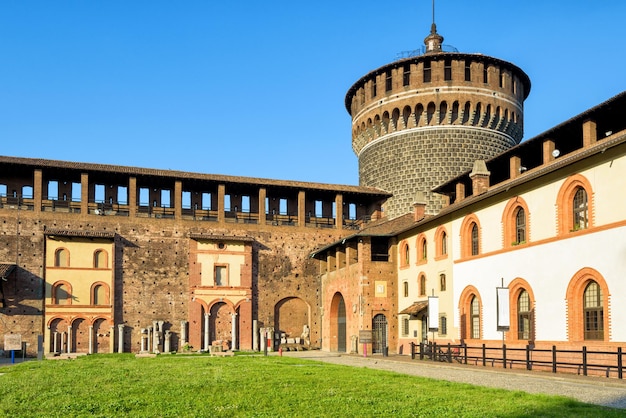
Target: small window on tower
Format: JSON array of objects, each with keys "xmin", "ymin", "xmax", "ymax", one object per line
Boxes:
[
  {"xmin": 403, "ymin": 63, "xmax": 411, "ymax": 86},
  {"xmin": 444, "ymin": 59, "xmax": 452, "ymax": 81},
  {"xmin": 423, "ymin": 61, "xmax": 432, "ymax": 83}
]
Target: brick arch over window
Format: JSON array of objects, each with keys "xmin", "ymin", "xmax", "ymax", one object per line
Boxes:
[
  {"xmin": 90, "ymin": 282, "xmax": 111, "ymax": 306},
  {"xmin": 507, "ymin": 278, "xmax": 536, "ymax": 342},
  {"xmin": 565, "ymin": 267, "xmax": 610, "ymax": 342},
  {"xmin": 418, "ymin": 273, "xmax": 427, "ymax": 296},
  {"xmin": 54, "ymin": 248, "xmax": 70, "ymax": 267},
  {"xmin": 458, "ymin": 285, "xmax": 482, "ymax": 340},
  {"xmin": 460, "ymin": 214, "xmax": 482, "ymax": 258},
  {"xmin": 400, "ymin": 240, "xmax": 410, "ymax": 268},
  {"xmin": 501, "ymin": 196, "xmax": 530, "ymax": 247},
  {"xmin": 52, "ymin": 281, "xmax": 73, "ymax": 305},
  {"xmin": 556, "ymin": 174, "xmax": 594, "ymax": 235},
  {"xmin": 434, "ymin": 226, "xmax": 448, "ymax": 260},
  {"xmin": 93, "ymin": 249, "xmax": 109, "ymax": 269},
  {"xmin": 416, "ymin": 234, "xmax": 427, "ymax": 264}
]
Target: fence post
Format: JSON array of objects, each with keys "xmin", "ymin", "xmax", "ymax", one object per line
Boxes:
[
  {"xmin": 618, "ymin": 347, "xmax": 623, "ymax": 380},
  {"xmin": 463, "ymin": 343, "xmax": 467, "ymax": 365},
  {"xmin": 482, "ymin": 344, "xmax": 486, "ymax": 367},
  {"xmin": 582, "ymin": 346, "xmax": 588, "ymax": 376},
  {"xmin": 419, "ymin": 342, "xmax": 424, "ymax": 360},
  {"xmin": 410, "ymin": 342, "xmax": 415, "ymax": 360},
  {"xmin": 526, "ymin": 344, "xmax": 532, "ymax": 371},
  {"xmin": 502, "ymin": 344, "xmax": 507, "ymax": 369},
  {"xmin": 432, "ymin": 342, "xmax": 437, "ymax": 362},
  {"xmin": 447, "ymin": 343, "xmax": 452, "ymax": 363},
  {"xmin": 552, "ymin": 345, "xmax": 557, "ymax": 373}
]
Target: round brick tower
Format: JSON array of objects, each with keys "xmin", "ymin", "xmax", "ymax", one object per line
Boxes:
[{"xmin": 345, "ymin": 24, "xmax": 531, "ymax": 218}]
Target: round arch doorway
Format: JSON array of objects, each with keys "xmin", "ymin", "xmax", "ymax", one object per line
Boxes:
[
  {"xmin": 330, "ymin": 292, "xmax": 347, "ymax": 352},
  {"xmin": 372, "ymin": 314, "xmax": 388, "ymax": 354}
]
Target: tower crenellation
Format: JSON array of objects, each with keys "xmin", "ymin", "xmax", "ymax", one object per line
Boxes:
[{"xmin": 346, "ymin": 24, "xmax": 531, "ymax": 218}]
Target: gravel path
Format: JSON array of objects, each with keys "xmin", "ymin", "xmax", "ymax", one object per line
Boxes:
[{"xmin": 278, "ymin": 350, "xmax": 626, "ymax": 410}]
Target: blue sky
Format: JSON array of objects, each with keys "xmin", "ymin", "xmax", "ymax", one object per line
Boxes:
[{"xmin": 1, "ymin": 1, "xmax": 625, "ymax": 185}]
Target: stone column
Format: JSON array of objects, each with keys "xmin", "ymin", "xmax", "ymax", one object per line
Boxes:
[
  {"xmin": 231, "ymin": 313, "xmax": 238, "ymax": 350},
  {"xmin": 253, "ymin": 320, "xmax": 259, "ymax": 352},
  {"xmin": 140, "ymin": 328, "xmax": 146, "ymax": 352},
  {"xmin": 88, "ymin": 325, "xmax": 94, "ymax": 354},
  {"xmin": 109, "ymin": 326, "xmax": 115, "ymax": 353},
  {"xmin": 180, "ymin": 320, "xmax": 187, "ymax": 348},
  {"xmin": 60, "ymin": 332, "xmax": 66, "ymax": 354},
  {"xmin": 147, "ymin": 326, "xmax": 152, "ymax": 353},
  {"xmin": 203, "ymin": 313, "xmax": 210, "ymax": 351},
  {"xmin": 53, "ymin": 331, "xmax": 58, "ymax": 354},
  {"xmin": 43, "ymin": 327, "xmax": 51, "ymax": 355},
  {"xmin": 67, "ymin": 326, "xmax": 72, "ymax": 353},
  {"xmin": 152, "ymin": 321, "xmax": 159, "ymax": 353},
  {"xmin": 164, "ymin": 331, "xmax": 171, "ymax": 353},
  {"xmin": 157, "ymin": 321, "xmax": 164, "ymax": 352},
  {"xmin": 117, "ymin": 324, "xmax": 124, "ymax": 353}
]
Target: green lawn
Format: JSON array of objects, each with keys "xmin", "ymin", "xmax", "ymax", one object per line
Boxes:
[{"xmin": 0, "ymin": 353, "xmax": 621, "ymax": 417}]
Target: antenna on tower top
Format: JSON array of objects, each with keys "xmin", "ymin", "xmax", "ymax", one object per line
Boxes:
[{"xmin": 432, "ymin": 0, "xmax": 436, "ymax": 26}]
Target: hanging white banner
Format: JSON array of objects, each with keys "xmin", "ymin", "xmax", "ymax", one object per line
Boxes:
[
  {"xmin": 496, "ymin": 287, "xmax": 510, "ymax": 331},
  {"xmin": 428, "ymin": 296, "xmax": 439, "ymax": 332}
]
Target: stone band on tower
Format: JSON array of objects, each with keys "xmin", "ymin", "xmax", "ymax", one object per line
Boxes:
[{"xmin": 345, "ymin": 24, "xmax": 531, "ymax": 218}]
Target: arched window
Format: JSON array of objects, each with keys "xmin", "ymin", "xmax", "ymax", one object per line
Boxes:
[
  {"xmin": 53, "ymin": 282, "xmax": 72, "ymax": 305},
  {"xmin": 401, "ymin": 242, "xmax": 410, "ymax": 267},
  {"xmin": 435, "ymin": 227, "xmax": 448, "ymax": 259},
  {"xmin": 517, "ymin": 290, "xmax": 531, "ymax": 340},
  {"xmin": 471, "ymin": 223, "xmax": 479, "ymax": 256},
  {"xmin": 441, "ymin": 231, "xmax": 447, "ymax": 256},
  {"xmin": 557, "ymin": 174, "xmax": 594, "ymax": 235},
  {"xmin": 509, "ymin": 278, "xmax": 535, "ymax": 342},
  {"xmin": 54, "ymin": 248, "xmax": 69, "ymax": 267},
  {"xmin": 573, "ymin": 187, "xmax": 588, "ymax": 231},
  {"xmin": 93, "ymin": 284, "xmax": 109, "ymax": 305},
  {"xmin": 460, "ymin": 286, "xmax": 481, "ymax": 340},
  {"xmin": 470, "ymin": 296, "xmax": 480, "ymax": 339},
  {"xmin": 502, "ymin": 197, "xmax": 530, "ymax": 247},
  {"xmin": 583, "ymin": 281, "xmax": 603, "ymax": 340},
  {"xmin": 403, "ymin": 281, "xmax": 409, "ymax": 298},
  {"xmin": 461, "ymin": 215, "xmax": 481, "ymax": 258},
  {"xmin": 417, "ymin": 234, "xmax": 427, "ymax": 263},
  {"xmin": 515, "ymin": 208, "xmax": 526, "ymax": 244},
  {"xmin": 470, "ymin": 296, "xmax": 480, "ymax": 338},
  {"xmin": 93, "ymin": 250, "xmax": 108, "ymax": 269},
  {"xmin": 440, "ymin": 274, "xmax": 446, "ymax": 291},
  {"xmin": 566, "ymin": 267, "xmax": 609, "ymax": 342},
  {"xmin": 419, "ymin": 275, "xmax": 426, "ymax": 296}
]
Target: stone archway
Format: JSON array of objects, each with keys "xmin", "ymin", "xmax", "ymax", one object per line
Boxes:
[
  {"xmin": 372, "ymin": 314, "xmax": 388, "ymax": 354},
  {"xmin": 210, "ymin": 302, "xmax": 232, "ymax": 349},
  {"xmin": 275, "ymin": 297, "xmax": 309, "ymax": 343},
  {"xmin": 72, "ymin": 318, "xmax": 89, "ymax": 353},
  {"xmin": 93, "ymin": 318, "xmax": 111, "ymax": 353},
  {"xmin": 49, "ymin": 318, "xmax": 69, "ymax": 353},
  {"xmin": 330, "ymin": 292, "xmax": 347, "ymax": 352}
]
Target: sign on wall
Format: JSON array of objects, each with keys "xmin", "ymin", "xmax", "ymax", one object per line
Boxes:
[
  {"xmin": 4, "ymin": 334, "xmax": 22, "ymax": 351},
  {"xmin": 359, "ymin": 330, "xmax": 372, "ymax": 344}
]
